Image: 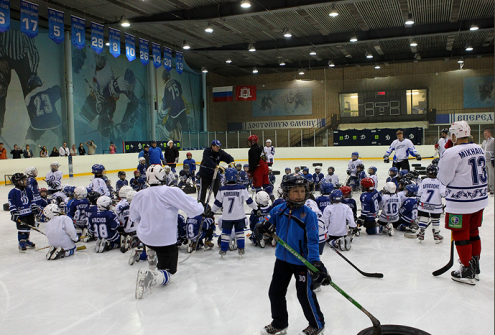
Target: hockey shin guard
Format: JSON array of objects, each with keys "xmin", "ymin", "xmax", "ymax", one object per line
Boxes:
[
  {"xmin": 221, "ymin": 229, "xmax": 232, "ymax": 252},
  {"xmin": 146, "ymin": 247, "xmax": 158, "ymax": 270},
  {"xmin": 432, "ymin": 217, "xmax": 440, "ymax": 232},
  {"xmin": 453, "ymin": 230, "xmax": 472, "ymax": 267},
  {"xmin": 18, "ymin": 231, "xmax": 29, "ymax": 242},
  {"xmin": 65, "ymin": 247, "xmax": 76, "ymax": 257},
  {"xmin": 263, "ymin": 184, "xmax": 273, "ymax": 197},
  {"xmin": 154, "ymin": 270, "xmax": 171, "ymax": 286},
  {"xmin": 418, "ymin": 216, "xmax": 429, "ymax": 230},
  {"xmin": 235, "ymin": 230, "xmax": 245, "ymax": 249}
]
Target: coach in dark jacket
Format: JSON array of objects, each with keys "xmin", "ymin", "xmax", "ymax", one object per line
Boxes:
[
  {"xmin": 164, "ymin": 140, "xmax": 180, "ymax": 172},
  {"xmin": 198, "ymin": 140, "xmax": 234, "ymax": 204}
]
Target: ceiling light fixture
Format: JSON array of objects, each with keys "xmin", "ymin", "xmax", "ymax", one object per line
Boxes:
[
  {"xmin": 329, "ymin": 5, "xmax": 339, "ymax": 17},
  {"xmin": 105, "ymin": 42, "xmax": 110, "ymax": 46},
  {"xmin": 248, "ymin": 43, "xmax": 256, "ymax": 52},
  {"xmin": 253, "ymin": 67, "xmax": 258, "ymax": 74},
  {"xmin": 201, "ymin": 67, "xmax": 208, "ymax": 73},
  {"xmin": 410, "ymin": 40, "xmax": 418, "ymax": 47},
  {"xmin": 205, "ymin": 23, "xmax": 214, "ymax": 33},
  {"xmin": 183, "ymin": 40, "xmax": 191, "ymax": 50},
  {"xmin": 279, "ymin": 60, "xmax": 286, "ymax": 66},
  {"xmin": 226, "ymin": 59, "xmax": 232, "ymax": 64},
  {"xmin": 120, "ymin": 16, "xmax": 130, "ymax": 27},
  {"xmin": 298, "ymin": 69, "xmax": 305, "ymax": 75},
  {"xmin": 458, "ymin": 58, "xmax": 464, "ymax": 64},
  {"xmin": 328, "ymin": 60, "xmax": 335, "ymax": 67},
  {"xmin": 240, "ymin": 0, "xmax": 251, "ymax": 8},
  {"xmin": 365, "ymin": 52, "xmax": 373, "ymax": 59},
  {"xmin": 309, "ymin": 49, "xmax": 317, "ymax": 56},
  {"xmin": 374, "ymin": 64, "xmax": 381, "ymax": 69},
  {"xmin": 470, "ymin": 25, "xmax": 479, "ymax": 31},
  {"xmin": 283, "ymin": 28, "xmax": 292, "ymax": 38},
  {"xmin": 465, "ymin": 44, "xmax": 473, "ymax": 51},
  {"xmin": 405, "ymin": 13, "xmax": 414, "ymax": 25},
  {"xmin": 350, "ymin": 35, "xmax": 358, "ymax": 42}
]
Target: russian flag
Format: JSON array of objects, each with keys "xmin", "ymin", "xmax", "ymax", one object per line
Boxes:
[{"xmin": 212, "ymin": 86, "xmax": 233, "ymax": 102}]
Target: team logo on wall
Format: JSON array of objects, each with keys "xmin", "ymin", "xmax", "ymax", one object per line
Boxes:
[
  {"xmin": 235, "ymin": 85, "xmax": 256, "ymax": 101},
  {"xmin": 239, "ymin": 87, "xmax": 252, "ymax": 99}
]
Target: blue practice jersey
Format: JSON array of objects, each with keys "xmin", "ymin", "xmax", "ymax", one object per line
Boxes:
[
  {"xmin": 315, "ymin": 195, "xmax": 331, "ymax": 213},
  {"xmin": 237, "ymin": 171, "xmax": 250, "ymax": 187},
  {"xmin": 137, "ymin": 164, "xmax": 146, "ymax": 176},
  {"xmin": 186, "ymin": 215, "xmax": 213, "ymax": 241},
  {"xmin": 342, "ymin": 198, "xmax": 358, "ymax": 219},
  {"xmin": 249, "ymin": 205, "xmax": 272, "ymax": 231},
  {"xmin": 177, "ymin": 214, "xmax": 187, "ymax": 244},
  {"xmin": 386, "ymin": 176, "xmax": 398, "ymax": 188},
  {"xmin": 27, "ymin": 177, "xmax": 41, "ymax": 203},
  {"xmin": 313, "ymin": 173, "xmax": 324, "ymax": 185},
  {"xmin": 130, "ymin": 177, "xmax": 147, "ymax": 191},
  {"xmin": 399, "ymin": 197, "xmax": 418, "ymax": 224},
  {"xmin": 302, "ymin": 173, "xmax": 313, "ymax": 181},
  {"xmin": 183, "ymin": 159, "xmax": 196, "ymax": 172},
  {"xmin": 67, "ymin": 198, "xmax": 90, "ymax": 228},
  {"xmin": 360, "ymin": 190, "xmax": 382, "ymax": 220},
  {"xmin": 272, "ymin": 198, "xmax": 285, "ymax": 207},
  {"xmin": 88, "ymin": 209, "xmax": 120, "ymax": 242},
  {"xmin": 26, "ymin": 85, "xmax": 62, "ymax": 130},
  {"xmin": 358, "ymin": 171, "xmax": 367, "ymax": 183},
  {"xmin": 116, "ymin": 179, "xmax": 128, "ymax": 192},
  {"xmin": 8, "ymin": 187, "xmax": 37, "ymax": 221}
]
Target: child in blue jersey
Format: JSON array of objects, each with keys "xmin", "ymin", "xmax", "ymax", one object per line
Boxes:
[
  {"xmin": 313, "ymin": 166, "xmax": 324, "ymax": 193},
  {"xmin": 315, "ymin": 181, "xmax": 333, "ymax": 213},
  {"xmin": 284, "ymin": 167, "xmax": 291, "ymax": 176},
  {"xmin": 183, "ymin": 152, "xmax": 196, "ymax": 179},
  {"xmin": 116, "ymin": 171, "xmax": 128, "ymax": 192},
  {"xmin": 340, "ymin": 186, "xmax": 358, "ymax": 227},
  {"xmin": 302, "ymin": 167, "xmax": 313, "ymax": 182},
  {"xmin": 137, "ymin": 158, "xmax": 147, "ymax": 176},
  {"xmin": 88, "ymin": 196, "xmax": 120, "ymax": 253},
  {"xmin": 397, "ymin": 185, "xmax": 418, "ymax": 232},
  {"xmin": 368, "ymin": 166, "xmax": 378, "ymax": 190},
  {"xmin": 249, "ymin": 191, "xmax": 273, "ymax": 247},
  {"xmin": 238, "ymin": 164, "xmax": 251, "ymax": 188},
  {"xmin": 268, "ymin": 167, "xmax": 276, "ymax": 188},
  {"xmin": 357, "ymin": 164, "xmax": 367, "ymax": 185},
  {"xmin": 386, "ymin": 167, "xmax": 399, "ymax": 188},
  {"xmin": 358, "ymin": 177, "xmax": 383, "ymax": 235},
  {"xmin": 178, "ymin": 164, "xmax": 194, "ymax": 188},
  {"xmin": 24, "ymin": 167, "xmax": 41, "ymax": 205},
  {"xmin": 130, "ymin": 170, "xmax": 147, "ymax": 191},
  {"xmin": 185, "ymin": 215, "xmax": 215, "ymax": 252},
  {"xmin": 67, "ymin": 186, "xmax": 90, "ymax": 236},
  {"xmin": 8, "ymin": 173, "xmax": 39, "ymax": 252},
  {"xmin": 177, "ymin": 214, "xmax": 188, "ymax": 247}
]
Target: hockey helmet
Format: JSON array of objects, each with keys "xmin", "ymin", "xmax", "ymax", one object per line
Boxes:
[
  {"xmin": 389, "ymin": 167, "xmax": 398, "ymax": 176},
  {"xmin": 327, "ymin": 166, "xmax": 335, "ymax": 174},
  {"xmin": 255, "ymin": 191, "xmax": 270, "ymax": 207},
  {"xmin": 351, "ymin": 152, "xmax": 359, "ymax": 160},
  {"xmin": 225, "ymin": 167, "xmax": 238, "ymax": 182},
  {"xmin": 63, "ymin": 185, "xmax": 75, "ymax": 197},
  {"xmin": 118, "ymin": 185, "xmax": 133, "ymax": 199},
  {"xmin": 285, "ymin": 167, "xmax": 291, "ymax": 173},
  {"xmin": 92, "ymin": 164, "xmax": 104, "ymax": 175},
  {"xmin": 243, "ymin": 164, "xmax": 249, "ymax": 170},
  {"xmin": 12, "ymin": 173, "xmax": 27, "ymax": 189},
  {"xmin": 360, "ymin": 177, "xmax": 375, "ymax": 191},
  {"xmin": 126, "ymin": 190, "xmax": 137, "ymax": 203},
  {"xmin": 24, "ymin": 167, "xmax": 38, "ymax": 178},
  {"xmin": 426, "ymin": 164, "xmax": 438, "ymax": 178},
  {"xmin": 211, "ymin": 140, "xmax": 221, "ymax": 147},
  {"xmin": 43, "ymin": 204, "xmax": 61, "ymax": 220},
  {"xmin": 39, "ymin": 188, "xmax": 48, "ymax": 197},
  {"xmin": 74, "ymin": 186, "xmax": 88, "ymax": 200},
  {"xmin": 320, "ymin": 182, "xmax": 334, "ymax": 195},
  {"xmin": 118, "ymin": 171, "xmax": 126, "ymax": 178},
  {"xmin": 138, "ymin": 157, "xmax": 146, "ymax": 164},
  {"xmin": 399, "ymin": 169, "xmax": 409, "ymax": 178},
  {"xmin": 440, "ymin": 128, "xmax": 449, "ymax": 135},
  {"xmin": 340, "ymin": 186, "xmax": 352, "ymax": 197},
  {"xmin": 432, "ymin": 158, "xmax": 440, "ymax": 166},
  {"xmin": 315, "ymin": 166, "xmax": 322, "ymax": 172},
  {"xmin": 164, "ymin": 165, "xmax": 171, "ymax": 173},
  {"xmin": 146, "ymin": 165, "xmax": 166, "ymax": 185},
  {"xmin": 330, "ymin": 189, "xmax": 343, "ymax": 203},
  {"xmin": 87, "ymin": 191, "xmax": 100, "ymax": 205},
  {"xmin": 235, "ymin": 163, "xmax": 242, "ymax": 171},
  {"xmin": 405, "ymin": 184, "xmax": 418, "ymax": 197},
  {"xmin": 302, "ymin": 167, "xmax": 309, "ymax": 173},
  {"xmin": 449, "ymin": 121, "xmax": 471, "ymax": 140},
  {"xmin": 294, "ymin": 166, "xmax": 301, "ymax": 172},
  {"xmin": 186, "ymin": 152, "xmax": 192, "ymax": 158},
  {"xmin": 281, "ymin": 175, "xmax": 310, "ymax": 208},
  {"xmin": 357, "ymin": 164, "xmax": 365, "ymax": 171},
  {"xmin": 247, "ymin": 135, "xmax": 258, "ymax": 144},
  {"xmin": 134, "ymin": 169, "xmax": 141, "ymax": 177},
  {"xmin": 383, "ymin": 182, "xmax": 397, "ymax": 194},
  {"xmin": 50, "ymin": 161, "xmax": 60, "ymax": 171},
  {"xmin": 265, "ymin": 139, "xmax": 272, "ymax": 144},
  {"xmin": 368, "ymin": 166, "xmax": 377, "ymax": 175},
  {"xmin": 96, "ymin": 196, "xmax": 112, "ymax": 211}
]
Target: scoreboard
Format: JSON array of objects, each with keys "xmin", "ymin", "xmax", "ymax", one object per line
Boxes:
[{"xmin": 361, "ymin": 90, "xmax": 403, "ymax": 117}]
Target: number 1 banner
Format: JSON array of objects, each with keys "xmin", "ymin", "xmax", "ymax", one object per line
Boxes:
[
  {"xmin": 0, "ymin": 0, "xmax": 11, "ymax": 33},
  {"xmin": 125, "ymin": 33, "xmax": 136, "ymax": 62},
  {"xmin": 163, "ymin": 47, "xmax": 172, "ymax": 72},
  {"xmin": 109, "ymin": 27, "xmax": 121, "ymax": 58},
  {"xmin": 20, "ymin": 0, "xmax": 38, "ymax": 38},
  {"xmin": 176, "ymin": 51, "xmax": 184, "ymax": 75},
  {"xmin": 91, "ymin": 22, "xmax": 104, "ymax": 54},
  {"xmin": 152, "ymin": 42, "xmax": 161, "ymax": 69},
  {"xmin": 71, "ymin": 16, "xmax": 85, "ymax": 50},
  {"xmin": 139, "ymin": 38, "xmax": 149, "ymax": 66},
  {"xmin": 48, "ymin": 8, "xmax": 64, "ymax": 44}
]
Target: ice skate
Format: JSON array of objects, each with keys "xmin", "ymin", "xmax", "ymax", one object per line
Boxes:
[
  {"xmin": 187, "ymin": 241, "xmax": 197, "ymax": 253},
  {"xmin": 260, "ymin": 324, "xmax": 288, "ymax": 335},
  {"xmin": 25, "ymin": 240, "xmax": 35, "ymax": 249},
  {"xmin": 259, "ymin": 238, "xmax": 266, "ymax": 248},
  {"xmin": 299, "ymin": 325, "xmax": 324, "ymax": 335},
  {"xmin": 128, "ymin": 248, "xmax": 141, "ymax": 265},
  {"xmin": 271, "ymin": 238, "xmax": 277, "ymax": 247},
  {"xmin": 50, "ymin": 247, "xmax": 65, "ymax": 260},
  {"xmin": 344, "ymin": 235, "xmax": 352, "ymax": 251},
  {"xmin": 386, "ymin": 223, "xmax": 394, "ymax": 236},
  {"xmin": 471, "ymin": 255, "xmax": 480, "ymax": 281},
  {"xmin": 433, "ymin": 230, "xmax": 444, "ymax": 244},
  {"xmin": 417, "ymin": 228, "xmax": 425, "ymax": 241},
  {"xmin": 46, "ymin": 246, "xmax": 56, "ymax": 260},
  {"xmin": 135, "ymin": 269, "xmax": 154, "ymax": 299},
  {"xmin": 204, "ymin": 241, "xmax": 214, "ymax": 250},
  {"xmin": 451, "ymin": 260, "xmax": 476, "ymax": 286},
  {"xmin": 120, "ymin": 235, "xmax": 127, "ymax": 253},
  {"xmin": 219, "ymin": 250, "xmax": 226, "ymax": 258},
  {"xmin": 18, "ymin": 240, "xmax": 27, "ymax": 253},
  {"xmin": 238, "ymin": 248, "xmax": 245, "ymax": 258}
]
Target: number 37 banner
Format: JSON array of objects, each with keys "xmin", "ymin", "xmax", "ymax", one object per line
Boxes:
[{"xmin": 48, "ymin": 8, "xmax": 64, "ymax": 44}]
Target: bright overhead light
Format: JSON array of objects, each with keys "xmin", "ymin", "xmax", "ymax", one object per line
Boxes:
[
  {"xmin": 226, "ymin": 59, "xmax": 232, "ymax": 64},
  {"xmin": 309, "ymin": 49, "xmax": 317, "ymax": 56},
  {"xmin": 328, "ymin": 60, "xmax": 335, "ymax": 67},
  {"xmin": 279, "ymin": 60, "xmax": 286, "ymax": 66},
  {"xmin": 183, "ymin": 40, "xmax": 191, "ymax": 50},
  {"xmin": 410, "ymin": 40, "xmax": 418, "ymax": 47},
  {"xmin": 105, "ymin": 42, "xmax": 110, "ymax": 46},
  {"xmin": 205, "ymin": 23, "xmax": 213, "ymax": 33},
  {"xmin": 240, "ymin": 0, "xmax": 251, "ymax": 8},
  {"xmin": 283, "ymin": 28, "xmax": 292, "ymax": 38},
  {"xmin": 252, "ymin": 67, "xmax": 258, "ymax": 74},
  {"xmin": 201, "ymin": 67, "xmax": 208, "ymax": 73},
  {"xmin": 365, "ymin": 52, "xmax": 373, "ymax": 59},
  {"xmin": 374, "ymin": 64, "xmax": 381, "ymax": 69},
  {"xmin": 350, "ymin": 35, "xmax": 358, "ymax": 42},
  {"xmin": 329, "ymin": 5, "xmax": 339, "ymax": 17},
  {"xmin": 470, "ymin": 25, "xmax": 479, "ymax": 31},
  {"xmin": 465, "ymin": 44, "xmax": 473, "ymax": 51},
  {"xmin": 458, "ymin": 58, "xmax": 464, "ymax": 64},
  {"xmin": 298, "ymin": 69, "xmax": 305, "ymax": 75},
  {"xmin": 248, "ymin": 43, "xmax": 256, "ymax": 52},
  {"xmin": 120, "ymin": 16, "xmax": 130, "ymax": 27},
  {"xmin": 405, "ymin": 13, "xmax": 414, "ymax": 25}
]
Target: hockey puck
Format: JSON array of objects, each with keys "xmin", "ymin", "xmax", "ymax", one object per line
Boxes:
[
  {"xmin": 3, "ymin": 203, "xmax": 8, "ymax": 211},
  {"xmin": 272, "ymin": 170, "xmax": 281, "ymax": 175},
  {"xmin": 312, "ymin": 163, "xmax": 323, "ymax": 167},
  {"xmin": 412, "ymin": 164, "xmax": 422, "ymax": 167},
  {"xmin": 358, "ymin": 324, "xmax": 431, "ymax": 335}
]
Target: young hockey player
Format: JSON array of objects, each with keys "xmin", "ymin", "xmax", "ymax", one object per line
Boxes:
[
  {"xmin": 37, "ymin": 188, "xmax": 49, "ymax": 220},
  {"xmin": 67, "ymin": 186, "xmax": 90, "ymax": 236},
  {"xmin": 88, "ymin": 164, "xmax": 110, "ymax": 196},
  {"xmin": 346, "ymin": 152, "xmax": 362, "ymax": 190},
  {"xmin": 358, "ymin": 178, "xmax": 383, "ymax": 235},
  {"xmin": 368, "ymin": 166, "xmax": 378, "ymax": 190},
  {"xmin": 105, "ymin": 178, "xmax": 115, "ymax": 199},
  {"xmin": 81, "ymin": 191, "xmax": 100, "ymax": 242},
  {"xmin": 249, "ymin": 191, "xmax": 273, "ymax": 248},
  {"xmin": 131, "ymin": 165, "xmax": 204, "ymax": 299},
  {"xmin": 302, "ymin": 167, "xmax": 312, "ymax": 182},
  {"xmin": 383, "ymin": 130, "xmax": 421, "ymax": 171},
  {"xmin": 25, "ymin": 167, "xmax": 41, "ymax": 206},
  {"xmin": 378, "ymin": 182, "xmax": 401, "ymax": 236},
  {"xmin": 235, "ymin": 163, "xmax": 242, "ymax": 173},
  {"xmin": 178, "ymin": 164, "xmax": 194, "ymax": 188},
  {"xmin": 294, "ymin": 166, "xmax": 302, "ymax": 175},
  {"xmin": 313, "ymin": 166, "xmax": 324, "ymax": 193},
  {"xmin": 416, "ymin": 164, "xmax": 446, "ymax": 243},
  {"xmin": 50, "ymin": 186, "xmax": 69, "ymax": 214},
  {"xmin": 264, "ymin": 139, "xmax": 275, "ymax": 166},
  {"xmin": 357, "ymin": 164, "xmax": 367, "ymax": 185},
  {"xmin": 322, "ymin": 189, "xmax": 356, "ymax": 251},
  {"xmin": 137, "ymin": 157, "xmax": 147, "ymax": 176},
  {"xmin": 238, "ymin": 164, "xmax": 251, "ymax": 189},
  {"xmin": 211, "ymin": 167, "xmax": 258, "ymax": 258},
  {"xmin": 304, "ymin": 192, "xmax": 326, "ymax": 256},
  {"xmin": 8, "ymin": 173, "xmax": 39, "ymax": 251},
  {"xmin": 397, "ymin": 185, "xmax": 418, "ymax": 232},
  {"xmin": 44, "ymin": 204, "xmax": 79, "ymax": 260},
  {"xmin": 315, "ymin": 181, "xmax": 333, "ymax": 213},
  {"xmin": 257, "ymin": 175, "xmax": 329, "ymax": 335},
  {"xmin": 164, "ymin": 166, "xmax": 176, "ymax": 186},
  {"xmin": 324, "ymin": 166, "xmax": 339, "ymax": 187},
  {"xmin": 183, "ymin": 152, "xmax": 196, "ymax": 176},
  {"xmin": 185, "ymin": 215, "xmax": 215, "ymax": 252},
  {"xmin": 284, "ymin": 167, "xmax": 291, "ymax": 176},
  {"xmin": 45, "ymin": 161, "xmax": 63, "ymax": 195},
  {"xmin": 130, "ymin": 170, "xmax": 147, "ymax": 191},
  {"xmin": 116, "ymin": 171, "xmax": 128, "ymax": 192},
  {"xmin": 272, "ymin": 188, "xmax": 285, "ymax": 207},
  {"xmin": 386, "ymin": 167, "xmax": 399, "ymax": 187},
  {"xmin": 438, "ymin": 120, "xmax": 489, "ymax": 285},
  {"xmin": 88, "ymin": 196, "xmax": 121, "ymax": 253},
  {"xmin": 268, "ymin": 167, "xmax": 276, "ymax": 187},
  {"xmin": 114, "ymin": 186, "xmax": 134, "ymax": 252},
  {"xmin": 341, "ymin": 186, "xmax": 358, "ymax": 225}
]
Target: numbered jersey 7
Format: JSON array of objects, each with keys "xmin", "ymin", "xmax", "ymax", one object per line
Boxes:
[
  {"xmin": 212, "ymin": 184, "xmax": 258, "ymax": 221},
  {"xmin": 163, "ymin": 79, "xmax": 185, "ymax": 117}
]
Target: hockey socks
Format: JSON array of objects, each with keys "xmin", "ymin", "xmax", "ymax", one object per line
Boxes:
[
  {"xmin": 221, "ymin": 229, "xmax": 232, "ymax": 252},
  {"xmin": 235, "ymin": 230, "xmax": 245, "ymax": 249}
]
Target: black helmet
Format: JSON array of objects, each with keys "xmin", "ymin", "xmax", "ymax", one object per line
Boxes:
[
  {"xmin": 432, "ymin": 158, "xmax": 440, "ymax": 165},
  {"xmin": 118, "ymin": 171, "xmax": 126, "ymax": 177},
  {"xmin": 426, "ymin": 164, "xmax": 438, "ymax": 178},
  {"xmin": 12, "ymin": 173, "xmax": 27, "ymax": 189},
  {"xmin": 281, "ymin": 175, "xmax": 310, "ymax": 208},
  {"xmin": 87, "ymin": 191, "xmax": 100, "ymax": 205},
  {"xmin": 357, "ymin": 164, "xmax": 365, "ymax": 171}
]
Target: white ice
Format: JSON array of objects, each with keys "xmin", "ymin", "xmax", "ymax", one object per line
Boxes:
[{"xmin": 0, "ymin": 159, "xmax": 493, "ymax": 335}]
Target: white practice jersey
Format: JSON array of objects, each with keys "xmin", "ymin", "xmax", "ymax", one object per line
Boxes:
[
  {"xmin": 165, "ymin": 173, "xmax": 176, "ymax": 186},
  {"xmin": 88, "ymin": 177, "xmax": 110, "ymax": 196},
  {"xmin": 438, "ymin": 137, "xmax": 448, "ymax": 157},
  {"xmin": 438, "ymin": 143, "xmax": 489, "ymax": 214},
  {"xmin": 324, "ymin": 174, "xmax": 339, "ymax": 185},
  {"xmin": 347, "ymin": 159, "xmax": 362, "ymax": 177},
  {"xmin": 264, "ymin": 146, "xmax": 275, "ymax": 164},
  {"xmin": 115, "ymin": 199, "xmax": 136, "ymax": 233},
  {"xmin": 45, "ymin": 215, "xmax": 78, "ymax": 250},
  {"xmin": 398, "ymin": 191, "xmax": 407, "ymax": 204},
  {"xmin": 379, "ymin": 194, "xmax": 402, "ymax": 222},
  {"xmin": 322, "ymin": 202, "xmax": 356, "ymax": 237},
  {"xmin": 417, "ymin": 178, "xmax": 446, "ymax": 214},
  {"xmin": 305, "ymin": 198, "xmax": 326, "ymax": 243},
  {"xmin": 369, "ymin": 175, "xmax": 378, "ymax": 190},
  {"xmin": 211, "ymin": 184, "xmax": 257, "ymax": 220},
  {"xmin": 130, "ymin": 185, "xmax": 204, "ymax": 247},
  {"xmin": 50, "ymin": 191, "xmax": 68, "ymax": 204},
  {"xmin": 385, "ymin": 138, "xmax": 418, "ymax": 162},
  {"xmin": 45, "ymin": 170, "xmax": 63, "ymax": 191}
]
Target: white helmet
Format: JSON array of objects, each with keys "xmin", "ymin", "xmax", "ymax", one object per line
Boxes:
[
  {"xmin": 315, "ymin": 166, "xmax": 322, "ymax": 171},
  {"xmin": 138, "ymin": 157, "xmax": 146, "ymax": 163},
  {"xmin": 449, "ymin": 121, "xmax": 471, "ymax": 141},
  {"xmin": 50, "ymin": 161, "xmax": 60, "ymax": 169},
  {"xmin": 383, "ymin": 182, "xmax": 397, "ymax": 194},
  {"xmin": 96, "ymin": 196, "xmax": 112, "ymax": 211},
  {"xmin": 255, "ymin": 191, "xmax": 270, "ymax": 207},
  {"xmin": 146, "ymin": 165, "xmax": 166, "ymax": 185},
  {"xmin": 277, "ymin": 187, "xmax": 284, "ymax": 198},
  {"xmin": 164, "ymin": 165, "xmax": 171, "ymax": 174},
  {"xmin": 294, "ymin": 166, "xmax": 301, "ymax": 171},
  {"xmin": 43, "ymin": 204, "xmax": 61, "ymax": 219},
  {"xmin": 74, "ymin": 186, "xmax": 88, "ymax": 200},
  {"xmin": 266, "ymin": 139, "xmax": 272, "ymax": 144},
  {"xmin": 118, "ymin": 185, "xmax": 133, "ymax": 199},
  {"xmin": 126, "ymin": 190, "xmax": 137, "ymax": 203},
  {"xmin": 24, "ymin": 167, "xmax": 38, "ymax": 177}
]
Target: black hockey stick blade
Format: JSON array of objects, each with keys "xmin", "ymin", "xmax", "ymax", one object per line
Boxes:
[
  {"xmin": 432, "ymin": 234, "xmax": 454, "ymax": 276},
  {"xmin": 331, "ymin": 247, "xmax": 384, "ymax": 278}
]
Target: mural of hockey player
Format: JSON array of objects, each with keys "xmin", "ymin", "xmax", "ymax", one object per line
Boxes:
[{"xmin": 0, "ymin": 30, "xmax": 43, "ymax": 138}]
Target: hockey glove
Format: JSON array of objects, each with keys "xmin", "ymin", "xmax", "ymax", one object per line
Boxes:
[
  {"xmin": 202, "ymin": 204, "xmax": 214, "ymax": 219},
  {"xmin": 350, "ymin": 226, "xmax": 360, "ymax": 235},
  {"xmin": 310, "ymin": 261, "xmax": 331, "ymax": 288},
  {"xmin": 383, "ymin": 155, "xmax": 390, "ymax": 164},
  {"xmin": 255, "ymin": 208, "xmax": 262, "ymax": 217},
  {"xmin": 356, "ymin": 217, "xmax": 365, "ymax": 227},
  {"xmin": 416, "ymin": 154, "xmax": 422, "ymax": 161},
  {"xmin": 259, "ymin": 218, "xmax": 275, "ymax": 234},
  {"xmin": 346, "ymin": 170, "xmax": 351, "ymax": 176}
]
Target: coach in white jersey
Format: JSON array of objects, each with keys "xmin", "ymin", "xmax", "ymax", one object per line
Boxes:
[
  {"xmin": 131, "ymin": 165, "xmax": 204, "ymax": 299},
  {"xmin": 383, "ymin": 130, "xmax": 421, "ymax": 172},
  {"xmin": 436, "ymin": 128, "xmax": 449, "ymax": 158},
  {"xmin": 438, "ymin": 121, "xmax": 488, "ymax": 285}
]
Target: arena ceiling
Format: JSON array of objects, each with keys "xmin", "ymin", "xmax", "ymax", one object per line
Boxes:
[{"xmin": 9, "ymin": 0, "xmax": 494, "ymax": 76}]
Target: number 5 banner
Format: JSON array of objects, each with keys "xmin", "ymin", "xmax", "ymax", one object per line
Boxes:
[
  {"xmin": 109, "ymin": 27, "xmax": 121, "ymax": 58},
  {"xmin": 91, "ymin": 22, "xmax": 104, "ymax": 54},
  {"xmin": 163, "ymin": 47, "xmax": 172, "ymax": 72},
  {"xmin": 71, "ymin": 16, "xmax": 86, "ymax": 50},
  {"xmin": 0, "ymin": 0, "xmax": 11, "ymax": 33},
  {"xmin": 139, "ymin": 38, "xmax": 149, "ymax": 66},
  {"xmin": 20, "ymin": 0, "xmax": 38, "ymax": 38},
  {"xmin": 48, "ymin": 8, "xmax": 64, "ymax": 44},
  {"xmin": 125, "ymin": 33, "xmax": 136, "ymax": 62},
  {"xmin": 152, "ymin": 42, "xmax": 161, "ymax": 69}
]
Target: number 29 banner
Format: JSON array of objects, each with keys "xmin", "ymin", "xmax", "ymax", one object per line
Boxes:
[
  {"xmin": 91, "ymin": 22, "xmax": 104, "ymax": 54},
  {"xmin": 48, "ymin": 8, "xmax": 64, "ymax": 44},
  {"xmin": 20, "ymin": 0, "xmax": 38, "ymax": 38}
]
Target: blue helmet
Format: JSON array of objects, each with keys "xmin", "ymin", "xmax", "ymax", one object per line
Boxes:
[
  {"xmin": 368, "ymin": 166, "xmax": 377, "ymax": 174},
  {"xmin": 303, "ymin": 167, "xmax": 309, "ymax": 173},
  {"xmin": 92, "ymin": 164, "xmax": 105, "ymax": 175},
  {"xmin": 225, "ymin": 168, "xmax": 238, "ymax": 182},
  {"xmin": 63, "ymin": 185, "xmax": 75, "ymax": 197},
  {"xmin": 399, "ymin": 169, "xmax": 409, "ymax": 178},
  {"xmin": 389, "ymin": 167, "xmax": 398, "ymax": 176},
  {"xmin": 405, "ymin": 184, "xmax": 418, "ymax": 196},
  {"xmin": 321, "ymin": 182, "xmax": 334, "ymax": 195},
  {"xmin": 285, "ymin": 167, "xmax": 291, "ymax": 173},
  {"xmin": 243, "ymin": 164, "xmax": 249, "ymax": 169},
  {"xmin": 330, "ymin": 189, "xmax": 343, "ymax": 202},
  {"xmin": 211, "ymin": 139, "xmax": 221, "ymax": 147},
  {"xmin": 352, "ymin": 152, "xmax": 359, "ymax": 157}
]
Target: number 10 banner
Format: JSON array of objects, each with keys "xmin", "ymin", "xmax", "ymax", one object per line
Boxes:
[
  {"xmin": 48, "ymin": 8, "xmax": 64, "ymax": 44},
  {"xmin": 0, "ymin": 0, "xmax": 11, "ymax": 33},
  {"xmin": 125, "ymin": 33, "xmax": 136, "ymax": 62},
  {"xmin": 20, "ymin": 0, "xmax": 38, "ymax": 38},
  {"xmin": 71, "ymin": 16, "xmax": 86, "ymax": 50},
  {"xmin": 91, "ymin": 22, "xmax": 104, "ymax": 54},
  {"xmin": 109, "ymin": 27, "xmax": 121, "ymax": 58}
]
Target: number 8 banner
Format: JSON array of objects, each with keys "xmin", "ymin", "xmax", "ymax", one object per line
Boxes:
[
  {"xmin": 139, "ymin": 38, "xmax": 149, "ymax": 66},
  {"xmin": 109, "ymin": 27, "xmax": 121, "ymax": 58},
  {"xmin": 20, "ymin": 0, "xmax": 38, "ymax": 38},
  {"xmin": 48, "ymin": 8, "xmax": 64, "ymax": 44},
  {"xmin": 91, "ymin": 22, "xmax": 104, "ymax": 54},
  {"xmin": 125, "ymin": 33, "xmax": 136, "ymax": 62},
  {"xmin": 152, "ymin": 42, "xmax": 161, "ymax": 69},
  {"xmin": 71, "ymin": 16, "xmax": 86, "ymax": 50},
  {"xmin": 0, "ymin": 0, "xmax": 11, "ymax": 33}
]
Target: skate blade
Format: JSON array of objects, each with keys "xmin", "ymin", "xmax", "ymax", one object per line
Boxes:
[
  {"xmin": 435, "ymin": 239, "xmax": 444, "ymax": 244},
  {"xmin": 451, "ymin": 277, "xmax": 476, "ymax": 286}
]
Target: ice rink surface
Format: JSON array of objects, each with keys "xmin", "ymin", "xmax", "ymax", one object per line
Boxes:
[{"xmin": 0, "ymin": 158, "xmax": 493, "ymax": 335}]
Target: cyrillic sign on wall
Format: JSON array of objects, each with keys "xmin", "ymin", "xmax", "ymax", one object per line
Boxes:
[
  {"xmin": 241, "ymin": 119, "xmax": 325, "ymax": 130},
  {"xmin": 436, "ymin": 112, "xmax": 494, "ymax": 124}
]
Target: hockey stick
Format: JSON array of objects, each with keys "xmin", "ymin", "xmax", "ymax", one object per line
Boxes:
[
  {"xmin": 36, "ymin": 244, "xmax": 87, "ymax": 251},
  {"xmin": 432, "ymin": 232, "xmax": 454, "ymax": 276},
  {"xmin": 18, "ymin": 220, "xmax": 46, "ymax": 236},
  {"xmin": 269, "ymin": 232, "xmax": 382, "ymax": 335},
  {"xmin": 330, "ymin": 246, "xmax": 384, "ymax": 278}
]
